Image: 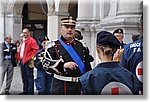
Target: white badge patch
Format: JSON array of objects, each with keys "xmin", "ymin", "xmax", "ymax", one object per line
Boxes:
[
  {"xmin": 101, "ymin": 82, "xmax": 132, "ymax": 95},
  {"xmin": 136, "ymin": 61, "xmax": 143, "ymax": 82}
]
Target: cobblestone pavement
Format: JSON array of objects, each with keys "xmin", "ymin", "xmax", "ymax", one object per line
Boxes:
[{"xmin": 9, "ymin": 66, "xmax": 23, "ymax": 95}]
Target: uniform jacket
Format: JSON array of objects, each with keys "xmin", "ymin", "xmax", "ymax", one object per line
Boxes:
[
  {"xmin": 43, "ymin": 36, "xmax": 92, "ymax": 76},
  {"xmin": 17, "ymin": 36, "xmax": 39, "ymax": 64},
  {"xmin": 120, "ymin": 42, "xmax": 126, "ymax": 49},
  {"xmin": 120, "ymin": 38, "xmax": 143, "ymax": 93},
  {"xmin": 42, "ymin": 36, "xmax": 93, "ymax": 94},
  {"xmin": 79, "ymin": 62, "xmax": 140, "ymax": 95},
  {"xmin": 3, "ymin": 42, "xmax": 17, "ymax": 67},
  {"xmin": 34, "ymin": 48, "xmax": 44, "ymax": 69}
]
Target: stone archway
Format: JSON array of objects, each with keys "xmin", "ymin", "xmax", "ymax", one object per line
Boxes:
[
  {"xmin": 3, "ymin": 0, "xmax": 78, "ymax": 42},
  {"xmin": 1, "ymin": 0, "xmax": 23, "ymax": 42},
  {"xmin": 10, "ymin": 0, "xmax": 49, "ymax": 42}
]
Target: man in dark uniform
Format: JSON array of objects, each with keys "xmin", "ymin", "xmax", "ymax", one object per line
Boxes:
[
  {"xmin": 42, "ymin": 16, "xmax": 93, "ymax": 95},
  {"xmin": 74, "ymin": 30, "xmax": 83, "ymax": 40},
  {"xmin": 113, "ymin": 28, "xmax": 126, "ymax": 48},
  {"xmin": 79, "ymin": 31, "xmax": 140, "ymax": 95},
  {"xmin": 120, "ymin": 15, "xmax": 143, "ymax": 94},
  {"xmin": 34, "ymin": 36, "xmax": 53, "ymax": 95},
  {"xmin": 113, "ymin": 28, "xmax": 126, "ymax": 62}
]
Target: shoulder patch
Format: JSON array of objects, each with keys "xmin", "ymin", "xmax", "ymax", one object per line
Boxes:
[
  {"xmin": 80, "ymin": 41, "xmax": 87, "ymax": 48},
  {"xmin": 45, "ymin": 40, "xmax": 56, "ymax": 49}
]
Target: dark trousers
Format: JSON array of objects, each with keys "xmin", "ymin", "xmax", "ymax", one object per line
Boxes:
[
  {"xmin": 35, "ymin": 69, "xmax": 52, "ymax": 95},
  {"xmin": 20, "ymin": 60, "xmax": 34, "ymax": 95},
  {"xmin": 50, "ymin": 78, "xmax": 81, "ymax": 95}
]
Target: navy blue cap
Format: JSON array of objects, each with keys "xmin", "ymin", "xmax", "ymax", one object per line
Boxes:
[
  {"xmin": 113, "ymin": 28, "xmax": 124, "ymax": 34},
  {"xmin": 40, "ymin": 36, "xmax": 49, "ymax": 43},
  {"xmin": 96, "ymin": 31, "xmax": 120, "ymax": 48},
  {"xmin": 75, "ymin": 30, "xmax": 83, "ymax": 40}
]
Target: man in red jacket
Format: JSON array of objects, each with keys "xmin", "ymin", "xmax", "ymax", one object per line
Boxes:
[{"xmin": 19, "ymin": 28, "xmax": 39, "ymax": 95}]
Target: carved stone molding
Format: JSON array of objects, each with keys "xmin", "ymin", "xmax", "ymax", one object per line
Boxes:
[
  {"xmin": 47, "ymin": 0, "xmax": 55, "ymax": 16},
  {"xmin": 3, "ymin": 0, "xmax": 15, "ymax": 15}
]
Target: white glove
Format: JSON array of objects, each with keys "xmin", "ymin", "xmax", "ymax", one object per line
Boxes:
[
  {"xmin": 4, "ymin": 49, "xmax": 9, "ymax": 52},
  {"xmin": 12, "ymin": 47, "xmax": 16, "ymax": 49}
]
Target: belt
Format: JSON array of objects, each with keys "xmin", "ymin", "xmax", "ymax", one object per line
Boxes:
[{"xmin": 54, "ymin": 74, "xmax": 79, "ymax": 82}]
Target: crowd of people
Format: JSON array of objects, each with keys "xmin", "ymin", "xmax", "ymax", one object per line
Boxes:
[{"xmin": 0, "ymin": 15, "xmax": 143, "ymax": 95}]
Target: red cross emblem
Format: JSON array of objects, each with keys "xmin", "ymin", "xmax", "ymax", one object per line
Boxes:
[
  {"xmin": 111, "ymin": 87, "xmax": 119, "ymax": 95},
  {"xmin": 136, "ymin": 61, "xmax": 143, "ymax": 82},
  {"xmin": 101, "ymin": 82, "xmax": 132, "ymax": 95},
  {"xmin": 138, "ymin": 68, "xmax": 143, "ymax": 75}
]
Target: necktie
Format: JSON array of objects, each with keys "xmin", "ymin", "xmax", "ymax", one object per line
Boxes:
[{"xmin": 7, "ymin": 43, "xmax": 10, "ymax": 49}]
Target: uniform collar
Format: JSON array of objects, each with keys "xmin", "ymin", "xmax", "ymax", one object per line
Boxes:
[
  {"xmin": 60, "ymin": 36, "xmax": 76, "ymax": 46},
  {"xmin": 96, "ymin": 62, "xmax": 120, "ymax": 68}
]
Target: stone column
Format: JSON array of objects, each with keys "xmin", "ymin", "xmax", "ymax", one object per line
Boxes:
[
  {"xmin": 77, "ymin": 0, "xmax": 93, "ymax": 50},
  {"xmin": 5, "ymin": 14, "xmax": 22, "ymax": 43},
  {"xmin": 77, "ymin": 0, "xmax": 104, "ymax": 67},
  {"xmin": 5, "ymin": 14, "xmax": 14, "ymax": 38},
  {"xmin": 0, "ymin": 0, "xmax": 4, "ymax": 87},
  {"xmin": 12, "ymin": 15, "xmax": 22, "ymax": 42},
  {"xmin": 117, "ymin": 0, "xmax": 142, "ymax": 43},
  {"xmin": 76, "ymin": 0, "xmax": 93, "ymax": 67},
  {"xmin": 47, "ymin": 12, "xmax": 69, "ymax": 41},
  {"xmin": 100, "ymin": 0, "xmax": 142, "ymax": 43},
  {"xmin": 0, "ymin": 0, "xmax": 4, "ymax": 42},
  {"xmin": 47, "ymin": 15, "xmax": 60, "ymax": 41},
  {"xmin": 117, "ymin": 0, "xmax": 142, "ymax": 16},
  {"xmin": 47, "ymin": 0, "xmax": 69, "ymax": 41},
  {"xmin": 90, "ymin": 0, "xmax": 101, "ymax": 67}
]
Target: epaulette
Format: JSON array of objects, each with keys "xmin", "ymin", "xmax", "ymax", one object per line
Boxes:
[
  {"xmin": 80, "ymin": 40, "xmax": 87, "ymax": 48},
  {"xmin": 45, "ymin": 40, "xmax": 56, "ymax": 49}
]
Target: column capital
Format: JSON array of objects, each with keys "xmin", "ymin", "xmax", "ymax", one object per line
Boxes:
[
  {"xmin": 54, "ymin": 11, "xmax": 69, "ymax": 16},
  {"xmin": 6, "ymin": 14, "xmax": 23, "ymax": 18},
  {"xmin": 47, "ymin": 11, "xmax": 69, "ymax": 17}
]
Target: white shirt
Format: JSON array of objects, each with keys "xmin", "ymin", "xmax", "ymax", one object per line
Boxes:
[{"xmin": 20, "ymin": 38, "xmax": 25, "ymax": 59}]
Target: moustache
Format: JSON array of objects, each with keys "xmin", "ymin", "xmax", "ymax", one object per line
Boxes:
[{"xmin": 67, "ymin": 33, "xmax": 73, "ymax": 35}]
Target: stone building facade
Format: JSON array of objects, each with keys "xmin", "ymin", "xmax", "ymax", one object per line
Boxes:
[{"xmin": 0, "ymin": 0, "xmax": 143, "ymax": 67}]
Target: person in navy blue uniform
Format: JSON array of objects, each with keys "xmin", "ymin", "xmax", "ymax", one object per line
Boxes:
[
  {"xmin": 42, "ymin": 16, "xmax": 93, "ymax": 95},
  {"xmin": 34, "ymin": 36, "xmax": 53, "ymax": 95},
  {"xmin": 0, "ymin": 35, "xmax": 17, "ymax": 95},
  {"xmin": 120, "ymin": 15, "xmax": 143, "ymax": 94},
  {"xmin": 79, "ymin": 31, "xmax": 140, "ymax": 95}
]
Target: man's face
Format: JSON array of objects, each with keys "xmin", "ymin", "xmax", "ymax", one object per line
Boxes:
[
  {"xmin": 22, "ymin": 29, "xmax": 30, "ymax": 39},
  {"xmin": 6, "ymin": 36, "xmax": 12, "ymax": 43},
  {"xmin": 41, "ymin": 40, "xmax": 47, "ymax": 49},
  {"xmin": 61, "ymin": 25, "xmax": 75, "ymax": 40},
  {"xmin": 114, "ymin": 33, "xmax": 124, "ymax": 43}
]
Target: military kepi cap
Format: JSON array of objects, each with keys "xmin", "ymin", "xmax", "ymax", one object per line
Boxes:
[
  {"xmin": 97, "ymin": 31, "xmax": 120, "ymax": 48},
  {"xmin": 61, "ymin": 16, "xmax": 76, "ymax": 26},
  {"xmin": 113, "ymin": 28, "xmax": 124, "ymax": 34},
  {"xmin": 40, "ymin": 36, "xmax": 49, "ymax": 43}
]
